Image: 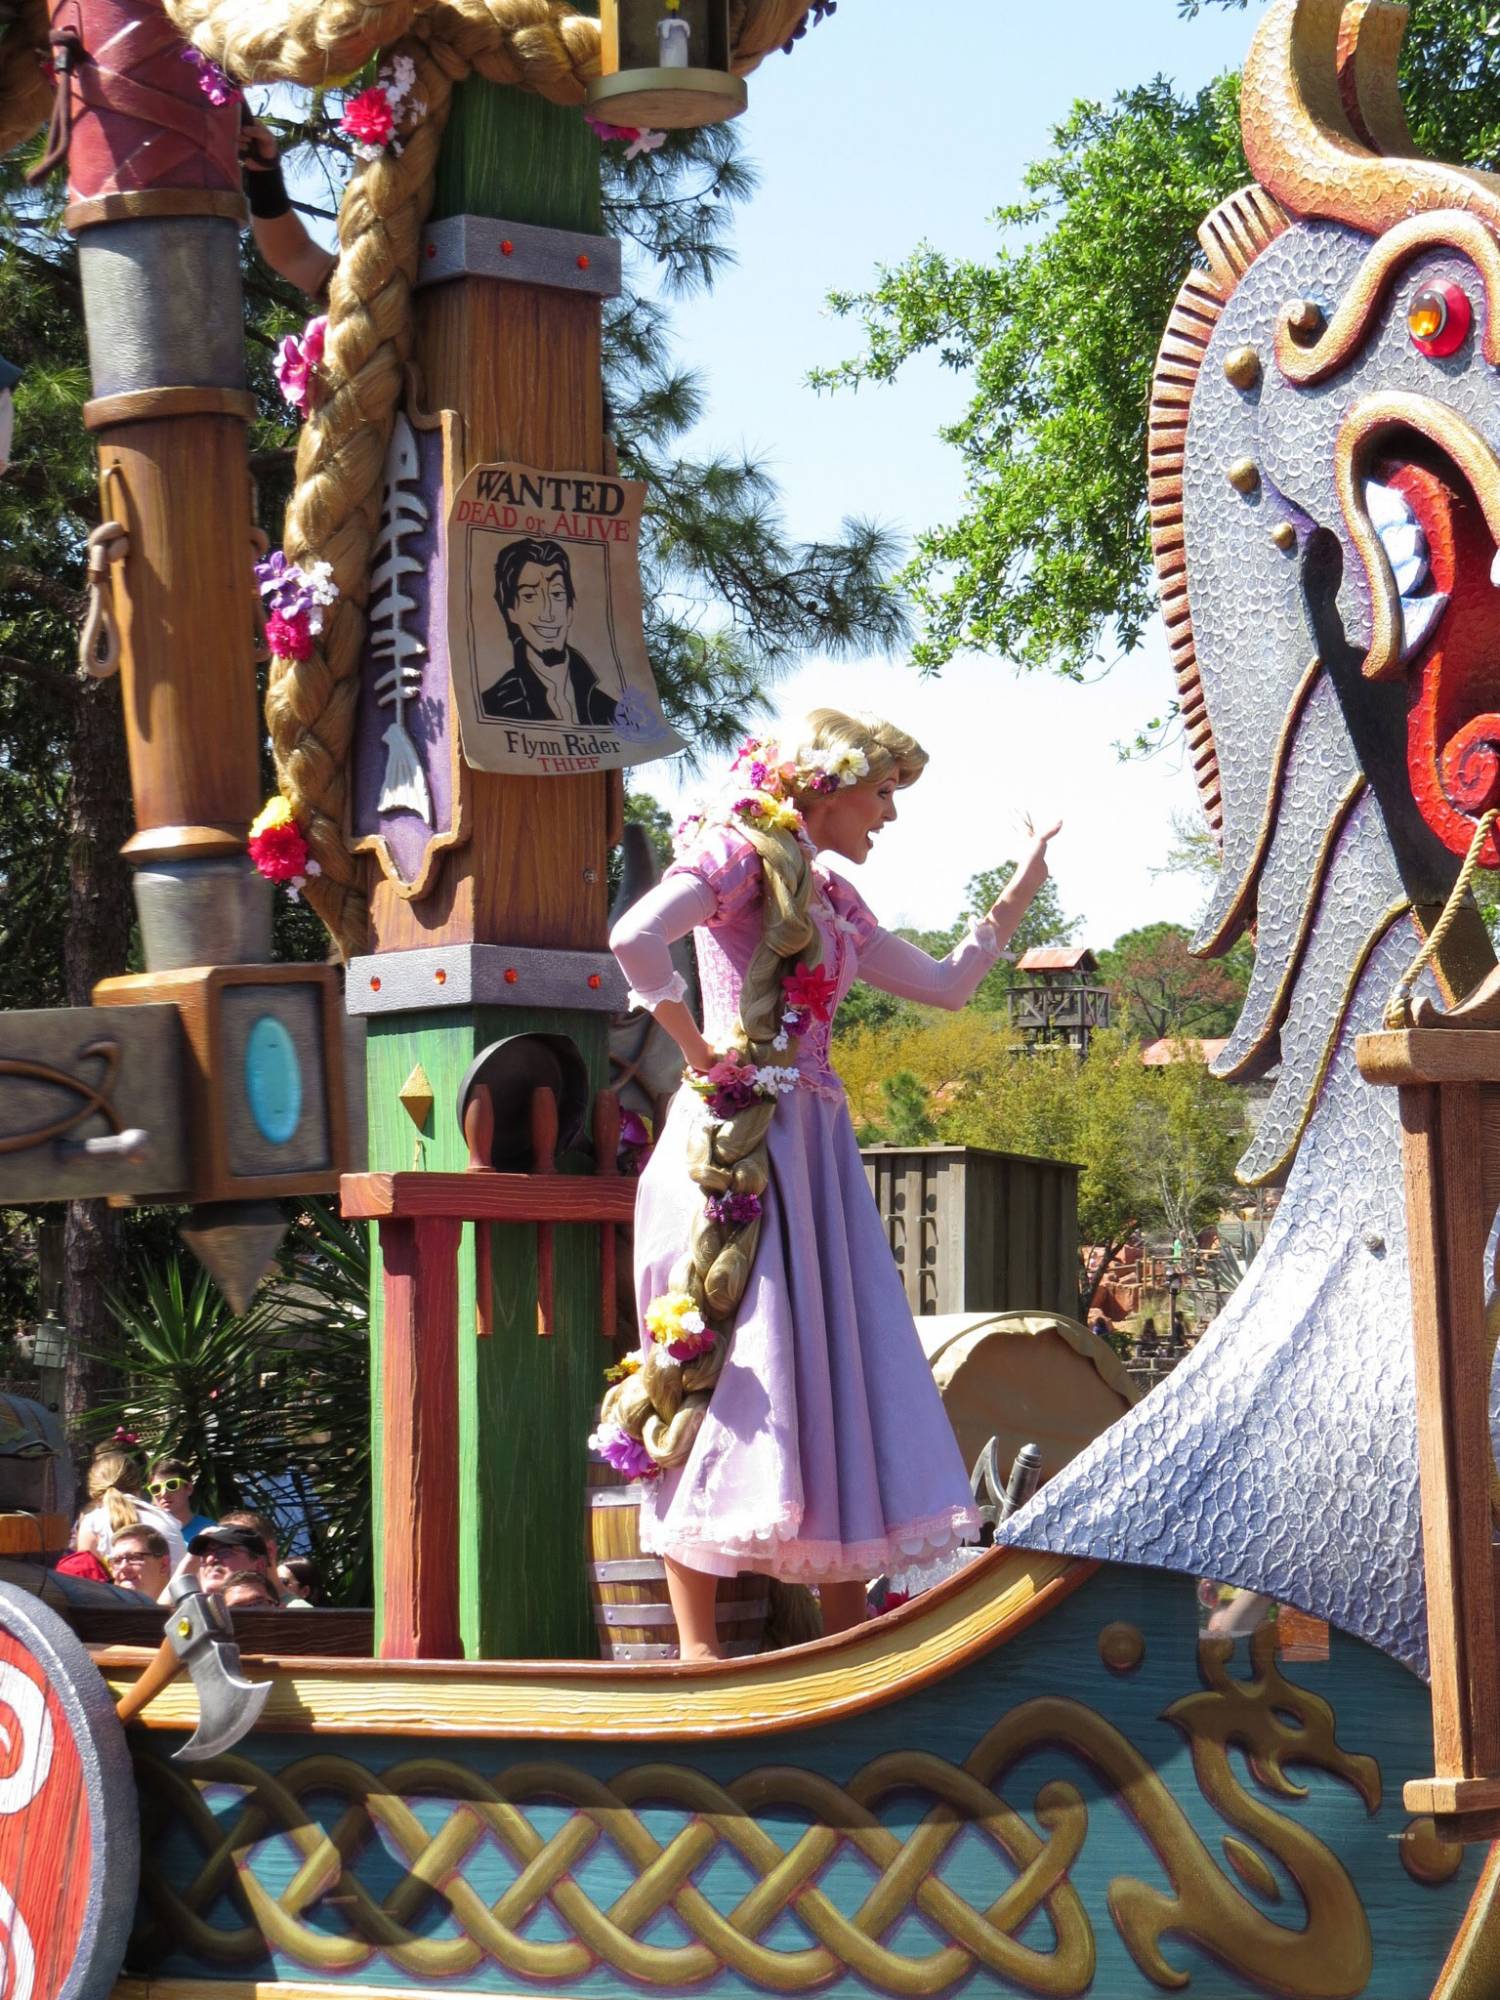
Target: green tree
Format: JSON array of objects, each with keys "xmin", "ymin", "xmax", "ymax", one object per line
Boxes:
[
  {"xmin": 866, "ymin": 1070, "xmax": 937, "ymax": 1146},
  {"xmin": 838, "ymin": 1014, "xmax": 1245, "ymax": 1313},
  {"xmin": 1098, "ymin": 920, "xmax": 1247, "ymax": 1040},
  {"xmin": 817, "ymin": 2, "xmax": 1500, "ymax": 683},
  {"xmin": 836, "ymin": 859, "xmax": 1081, "ymax": 1038}
]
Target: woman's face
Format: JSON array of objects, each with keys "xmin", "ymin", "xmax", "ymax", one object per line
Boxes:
[{"xmin": 801, "ymin": 771, "xmax": 901, "ymax": 864}]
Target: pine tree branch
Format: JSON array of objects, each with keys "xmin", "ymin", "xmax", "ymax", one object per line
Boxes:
[
  {"xmin": 0, "ymin": 653, "xmax": 80, "ymax": 705},
  {"xmin": 0, "ymin": 564, "xmax": 85, "ymax": 620}
]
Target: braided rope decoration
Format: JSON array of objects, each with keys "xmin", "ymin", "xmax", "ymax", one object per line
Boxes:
[
  {"xmin": 0, "ymin": 0, "xmax": 815, "ymax": 957},
  {"xmin": 128, "ymin": 1631, "xmax": 1383, "ymax": 1996}
]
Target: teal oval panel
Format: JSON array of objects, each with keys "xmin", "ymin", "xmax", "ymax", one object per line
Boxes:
[{"xmin": 245, "ymin": 1015, "xmax": 302, "ymax": 1145}]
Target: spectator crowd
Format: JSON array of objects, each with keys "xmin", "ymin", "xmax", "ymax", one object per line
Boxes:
[{"xmin": 52, "ymin": 1439, "xmax": 322, "ymax": 1610}]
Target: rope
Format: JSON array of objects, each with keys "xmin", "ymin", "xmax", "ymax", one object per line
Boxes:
[
  {"xmin": 1382, "ymin": 807, "xmax": 1498, "ymax": 1028},
  {"xmin": 78, "ymin": 519, "xmax": 129, "ymax": 679}
]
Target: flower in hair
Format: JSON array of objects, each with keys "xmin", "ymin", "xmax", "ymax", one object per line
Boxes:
[
  {"xmin": 342, "ymin": 85, "xmax": 396, "ymax": 154},
  {"xmin": 603, "ymin": 1351, "xmax": 642, "ymax": 1385},
  {"xmin": 112, "ymin": 1427, "xmax": 140, "ymax": 1448},
  {"xmin": 587, "ymin": 1421, "xmax": 658, "ymax": 1480},
  {"xmin": 734, "ymin": 791, "xmax": 803, "ymax": 835},
  {"xmin": 248, "ymin": 795, "xmax": 322, "ymax": 901},
  {"xmin": 689, "ymin": 1054, "xmax": 761, "ymax": 1119},
  {"xmin": 704, "ymin": 1190, "xmax": 763, "ymax": 1227},
  {"xmin": 256, "ymin": 551, "xmax": 339, "ymax": 662},
  {"xmin": 180, "ymin": 46, "xmax": 240, "ymax": 106},
  {"xmin": 274, "ymin": 314, "xmax": 327, "ymax": 417},
  {"xmin": 645, "ymin": 1291, "xmax": 714, "ymax": 1363},
  {"xmin": 782, "ymin": 962, "xmax": 838, "ymax": 1024}
]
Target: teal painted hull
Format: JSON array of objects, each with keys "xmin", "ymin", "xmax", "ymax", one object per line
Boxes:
[{"xmin": 124, "ymin": 1563, "xmax": 1483, "ymax": 1998}]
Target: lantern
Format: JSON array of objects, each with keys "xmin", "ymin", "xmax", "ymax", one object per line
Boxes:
[
  {"xmin": 29, "ymin": 1311, "xmax": 68, "ymax": 1372},
  {"xmin": 588, "ymin": 0, "xmax": 747, "ymax": 130}
]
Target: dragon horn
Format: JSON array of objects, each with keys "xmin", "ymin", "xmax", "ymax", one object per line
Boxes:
[{"xmin": 1242, "ymin": 0, "xmax": 1500, "ymax": 235}]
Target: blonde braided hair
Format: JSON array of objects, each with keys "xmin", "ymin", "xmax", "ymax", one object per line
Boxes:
[{"xmin": 601, "ymin": 710, "xmax": 928, "ymax": 1472}]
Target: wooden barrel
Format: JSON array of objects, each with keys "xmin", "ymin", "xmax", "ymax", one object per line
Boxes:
[{"xmin": 586, "ymin": 1465, "xmax": 768, "ymax": 1661}]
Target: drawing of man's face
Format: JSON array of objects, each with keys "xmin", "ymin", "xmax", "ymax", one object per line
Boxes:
[{"xmin": 509, "ymin": 561, "xmax": 572, "ymax": 661}]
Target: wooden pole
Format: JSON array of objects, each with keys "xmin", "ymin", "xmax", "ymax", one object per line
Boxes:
[{"xmin": 364, "ymin": 66, "xmax": 610, "ymax": 1659}]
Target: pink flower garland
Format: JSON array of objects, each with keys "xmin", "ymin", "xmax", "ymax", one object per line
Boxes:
[{"xmin": 274, "ymin": 314, "xmax": 327, "ymax": 417}]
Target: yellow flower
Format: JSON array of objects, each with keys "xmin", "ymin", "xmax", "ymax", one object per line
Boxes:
[
  {"xmin": 645, "ymin": 1291, "xmax": 705, "ymax": 1344},
  {"xmin": 604, "ymin": 1352, "xmax": 642, "ymax": 1384},
  {"xmin": 249, "ymin": 796, "xmax": 295, "ymax": 838},
  {"xmin": 759, "ymin": 795, "xmax": 804, "ymax": 833}
]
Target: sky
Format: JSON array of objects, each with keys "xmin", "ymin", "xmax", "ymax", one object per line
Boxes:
[{"xmin": 633, "ymin": 0, "xmax": 1263, "ymax": 947}]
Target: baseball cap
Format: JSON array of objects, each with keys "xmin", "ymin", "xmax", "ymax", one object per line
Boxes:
[{"xmin": 189, "ymin": 1524, "xmax": 269, "ymax": 1560}]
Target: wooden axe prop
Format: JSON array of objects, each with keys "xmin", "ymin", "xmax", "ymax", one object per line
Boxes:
[{"xmin": 115, "ymin": 1573, "xmax": 270, "ymax": 1760}]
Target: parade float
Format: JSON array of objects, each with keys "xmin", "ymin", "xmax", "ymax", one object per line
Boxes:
[{"xmin": 3, "ymin": 0, "xmax": 1500, "ymax": 1994}]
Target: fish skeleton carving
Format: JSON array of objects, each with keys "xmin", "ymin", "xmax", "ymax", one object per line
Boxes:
[
  {"xmin": 371, "ymin": 412, "xmax": 433, "ymax": 825},
  {"xmin": 1006, "ymin": 0, "xmax": 1500, "ymax": 1673}
]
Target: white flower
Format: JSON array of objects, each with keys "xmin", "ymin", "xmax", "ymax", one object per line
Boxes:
[
  {"xmin": 387, "ymin": 54, "xmax": 417, "ymax": 100},
  {"xmin": 304, "ymin": 560, "xmax": 339, "ymax": 605},
  {"xmin": 830, "ymin": 746, "xmax": 870, "ymax": 784},
  {"xmin": 772, "ymin": 1031, "xmax": 789, "ymax": 1053},
  {"xmin": 624, "ymin": 127, "xmax": 667, "ymax": 161},
  {"xmin": 753, "ymin": 1064, "xmax": 800, "ymax": 1098},
  {"xmin": 680, "ymin": 1309, "xmax": 705, "ymax": 1335}
]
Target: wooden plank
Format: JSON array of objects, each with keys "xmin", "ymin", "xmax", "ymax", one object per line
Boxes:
[
  {"xmin": 1358, "ymin": 1027, "xmax": 1500, "ymax": 1088},
  {"xmin": 1404, "ymin": 1773, "xmax": 1500, "ymax": 1815},
  {"xmin": 378, "ymin": 1215, "xmax": 462, "ymax": 1659},
  {"xmin": 342, "ymin": 1168, "xmax": 637, "ymax": 1225},
  {"xmin": 68, "ymin": 1605, "xmax": 373, "ymax": 1654},
  {"xmin": 95, "ymin": 1548, "xmax": 1093, "ymax": 1740},
  {"xmin": 1400, "ymin": 1083, "xmax": 1500, "ymax": 1779}
]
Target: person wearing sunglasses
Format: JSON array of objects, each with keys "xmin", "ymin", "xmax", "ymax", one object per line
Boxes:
[{"xmin": 146, "ymin": 1459, "xmax": 214, "ymax": 1544}]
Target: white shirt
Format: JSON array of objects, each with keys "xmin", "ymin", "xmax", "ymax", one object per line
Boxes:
[
  {"xmin": 527, "ymin": 649, "xmax": 578, "ymax": 723},
  {"xmin": 76, "ymin": 1498, "xmax": 186, "ymax": 1568}
]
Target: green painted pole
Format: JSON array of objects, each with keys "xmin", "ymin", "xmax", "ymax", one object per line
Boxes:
[{"xmin": 367, "ymin": 43, "xmax": 614, "ymax": 1661}]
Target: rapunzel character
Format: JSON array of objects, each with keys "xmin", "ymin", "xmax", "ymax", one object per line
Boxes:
[{"xmin": 600, "ymin": 708, "xmax": 1061, "ymax": 1659}]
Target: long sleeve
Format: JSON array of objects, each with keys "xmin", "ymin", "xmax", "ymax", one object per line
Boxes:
[
  {"xmin": 856, "ymin": 920, "xmax": 1004, "ymax": 1011},
  {"xmin": 610, "ymin": 872, "xmax": 716, "ymax": 1011}
]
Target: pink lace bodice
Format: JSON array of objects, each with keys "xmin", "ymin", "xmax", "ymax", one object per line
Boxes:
[{"xmin": 665, "ymin": 824, "xmax": 879, "ymax": 1098}]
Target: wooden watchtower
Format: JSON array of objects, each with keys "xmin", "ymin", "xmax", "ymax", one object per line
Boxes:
[{"xmin": 1006, "ymin": 947, "xmax": 1111, "ymax": 1053}]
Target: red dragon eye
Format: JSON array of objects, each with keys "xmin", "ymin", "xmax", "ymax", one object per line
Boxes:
[{"xmin": 1408, "ymin": 282, "xmax": 1472, "ymax": 359}]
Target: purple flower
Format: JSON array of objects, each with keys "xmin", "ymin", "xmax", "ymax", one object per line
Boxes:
[
  {"xmin": 588, "ymin": 1424, "xmax": 658, "ymax": 1480},
  {"xmin": 809, "ymin": 770, "xmax": 839, "ymax": 795},
  {"xmin": 181, "ymin": 46, "xmax": 240, "ymax": 106},
  {"xmin": 704, "ymin": 1190, "xmax": 762, "ymax": 1227}
]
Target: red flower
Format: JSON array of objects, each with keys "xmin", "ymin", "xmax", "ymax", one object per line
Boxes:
[
  {"xmin": 341, "ymin": 85, "xmax": 396, "ymax": 150},
  {"xmin": 248, "ymin": 820, "xmax": 310, "ymax": 885},
  {"xmin": 265, "ymin": 608, "xmax": 314, "ymax": 660},
  {"xmin": 782, "ymin": 962, "xmax": 838, "ymax": 1023}
]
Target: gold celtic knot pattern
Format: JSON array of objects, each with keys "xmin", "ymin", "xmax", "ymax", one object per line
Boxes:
[{"xmin": 133, "ymin": 1630, "xmax": 1382, "ymax": 1999}]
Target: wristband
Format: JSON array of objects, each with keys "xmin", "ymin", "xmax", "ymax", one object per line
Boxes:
[{"xmin": 244, "ymin": 159, "xmax": 292, "ymax": 221}]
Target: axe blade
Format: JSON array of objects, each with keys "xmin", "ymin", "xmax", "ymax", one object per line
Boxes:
[{"xmin": 172, "ymin": 1659, "xmax": 271, "ymax": 1763}]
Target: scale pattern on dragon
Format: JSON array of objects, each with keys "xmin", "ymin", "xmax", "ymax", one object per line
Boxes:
[{"xmin": 1006, "ymin": 0, "xmax": 1500, "ymax": 1675}]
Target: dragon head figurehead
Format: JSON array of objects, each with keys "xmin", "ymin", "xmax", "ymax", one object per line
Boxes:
[{"xmin": 1006, "ymin": 0, "xmax": 1500, "ymax": 1672}]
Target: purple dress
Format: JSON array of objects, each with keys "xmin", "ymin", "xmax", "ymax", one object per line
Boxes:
[{"xmin": 629, "ymin": 825, "xmax": 981, "ymax": 1582}]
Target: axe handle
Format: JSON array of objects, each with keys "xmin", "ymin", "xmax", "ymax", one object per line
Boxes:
[{"xmin": 115, "ymin": 1633, "xmax": 183, "ymax": 1725}]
